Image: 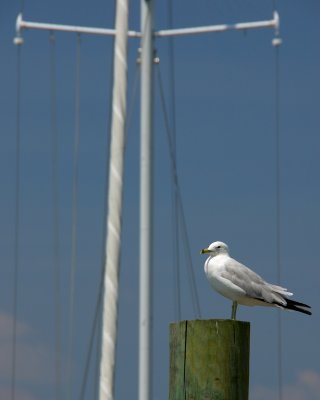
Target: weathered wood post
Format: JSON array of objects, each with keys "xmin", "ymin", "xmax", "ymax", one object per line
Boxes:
[{"xmin": 169, "ymin": 319, "xmax": 250, "ymax": 400}]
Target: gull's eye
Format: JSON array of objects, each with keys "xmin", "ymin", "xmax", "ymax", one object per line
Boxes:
[{"xmin": 217, "ymin": 245, "xmax": 221, "ymax": 249}]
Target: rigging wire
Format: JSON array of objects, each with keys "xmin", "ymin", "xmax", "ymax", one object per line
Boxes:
[
  {"xmin": 93, "ymin": 307, "xmax": 102, "ymax": 399},
  {"xmin": 79, "ymin": 272, "xmax": 105, "ymax": 400},
  {"xmin": 167, "ymin": 0, "xmax": 181, "ymax": 321},
  {"xmin": 274, "ymin": 38, "xmax": 283, "ymax": 400},
  {"xmin": 156, "ymin": 65, "xmax": 201, "ymax": 319},
  {"xmin": 67, "ymin": 32, "xmax": 82, "ymax": 400},
  {"xmin": 272, "ymin": 0, "xmax": 283, "ymax": 397},
  {"xmin": 11, "ymin": 37, "xmax": 23, "ymax": 400},
  {"xmin": 49, "ymin": 31, "xmax": 62, "ymax": 400},
  {"xmin": 20, "ymin": 0, "xmax": 25, "ymax": 14},
  {"xmin": 93, "ymin": 313, "xmax": 102, "ymax": 400}
]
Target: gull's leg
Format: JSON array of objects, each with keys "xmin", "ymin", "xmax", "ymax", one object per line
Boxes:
[{"xmin": 231, "ymin": 301, "xmax": 238, "ymax": 320}]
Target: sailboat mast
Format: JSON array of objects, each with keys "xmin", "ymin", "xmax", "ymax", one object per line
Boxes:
[
  {"xmin": 139, "ymin": 1, "xmax": 154, "ymax": 400},
  {"xmin": 99, "ymin": 0, "xmax": 129, "ymax": 399},
  {"xmin": 13, "ymin": 6, "xmax": 280, "ymax": 400}
]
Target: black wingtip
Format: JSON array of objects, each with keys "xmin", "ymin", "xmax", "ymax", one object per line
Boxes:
[
  {"xmin": 286, "ymin": 299, "xmax": 311, "ymax": 309},
  {"xmin": 253, "ymin": 296, "xmax": 312, "ymax": 315},
  {"xmin": 284, "ymin": 299, "xmax": 312, "ymax": 315}
]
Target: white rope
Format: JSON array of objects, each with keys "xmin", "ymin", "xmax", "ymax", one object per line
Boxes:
[{"xmin": 99, "ymin": 0, "xmax": 129, "ymax": 398}]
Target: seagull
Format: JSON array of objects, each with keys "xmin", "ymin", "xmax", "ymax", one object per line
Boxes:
[{"xmin": 200, "ymin": 241, "xmax": 312, "ymax": 320}]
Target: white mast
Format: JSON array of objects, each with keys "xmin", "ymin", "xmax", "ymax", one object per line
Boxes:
[
  {"xmin": 98, "ymin": 0, "xmax": 129, "ymax": 399},
  {"xmin": 139, "ymin": 1, "xmax": 154, "ymax": 400}
]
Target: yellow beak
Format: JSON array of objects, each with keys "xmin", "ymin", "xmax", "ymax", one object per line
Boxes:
[{"xmin": 200, "ymin": 248, "xmax": 211, "ymax": 254}]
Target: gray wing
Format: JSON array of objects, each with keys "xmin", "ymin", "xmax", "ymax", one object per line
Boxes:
[{"xmin": 221, "ymin": 257, "xmax": 292, "ymax": 305}]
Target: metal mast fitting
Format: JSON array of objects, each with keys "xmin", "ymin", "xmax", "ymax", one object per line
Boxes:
[
  {"xmin": 13, "ymin": 13, "xmax": 24, "ymax": 45},
  {"xmin": 272, "ymin": 11, "xmax": 282, "ymax": 47},
  {"xmin": 14, "ymin": 11, "xmax": 280, "ymax": 42},
  {"xmin": 14, "ymin": 13, "xmax": 141, "ymax": 40},
  {"xmin": 155, "ymin": 11, "xmax": 280, "ymax": 37}
]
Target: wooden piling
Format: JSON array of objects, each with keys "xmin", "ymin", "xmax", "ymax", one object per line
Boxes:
[{"xmin": 169, "ymin": 319, "xmax": 250, "ymax": 400}]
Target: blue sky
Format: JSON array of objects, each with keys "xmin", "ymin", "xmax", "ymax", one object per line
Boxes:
[{"xmin": 1, "ymin": 1, "xmax": 320, "ymax": 399}]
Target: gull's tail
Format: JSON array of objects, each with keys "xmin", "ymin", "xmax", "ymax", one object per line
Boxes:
[{"xmin": 282, "ymin": 299, "xmax": 312, "ymax": 315}]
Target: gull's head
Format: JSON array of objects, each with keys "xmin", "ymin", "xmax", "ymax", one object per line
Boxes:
[{"xmin": 200, "ymin": 241, "xmax": 229, "ymax": 256}]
